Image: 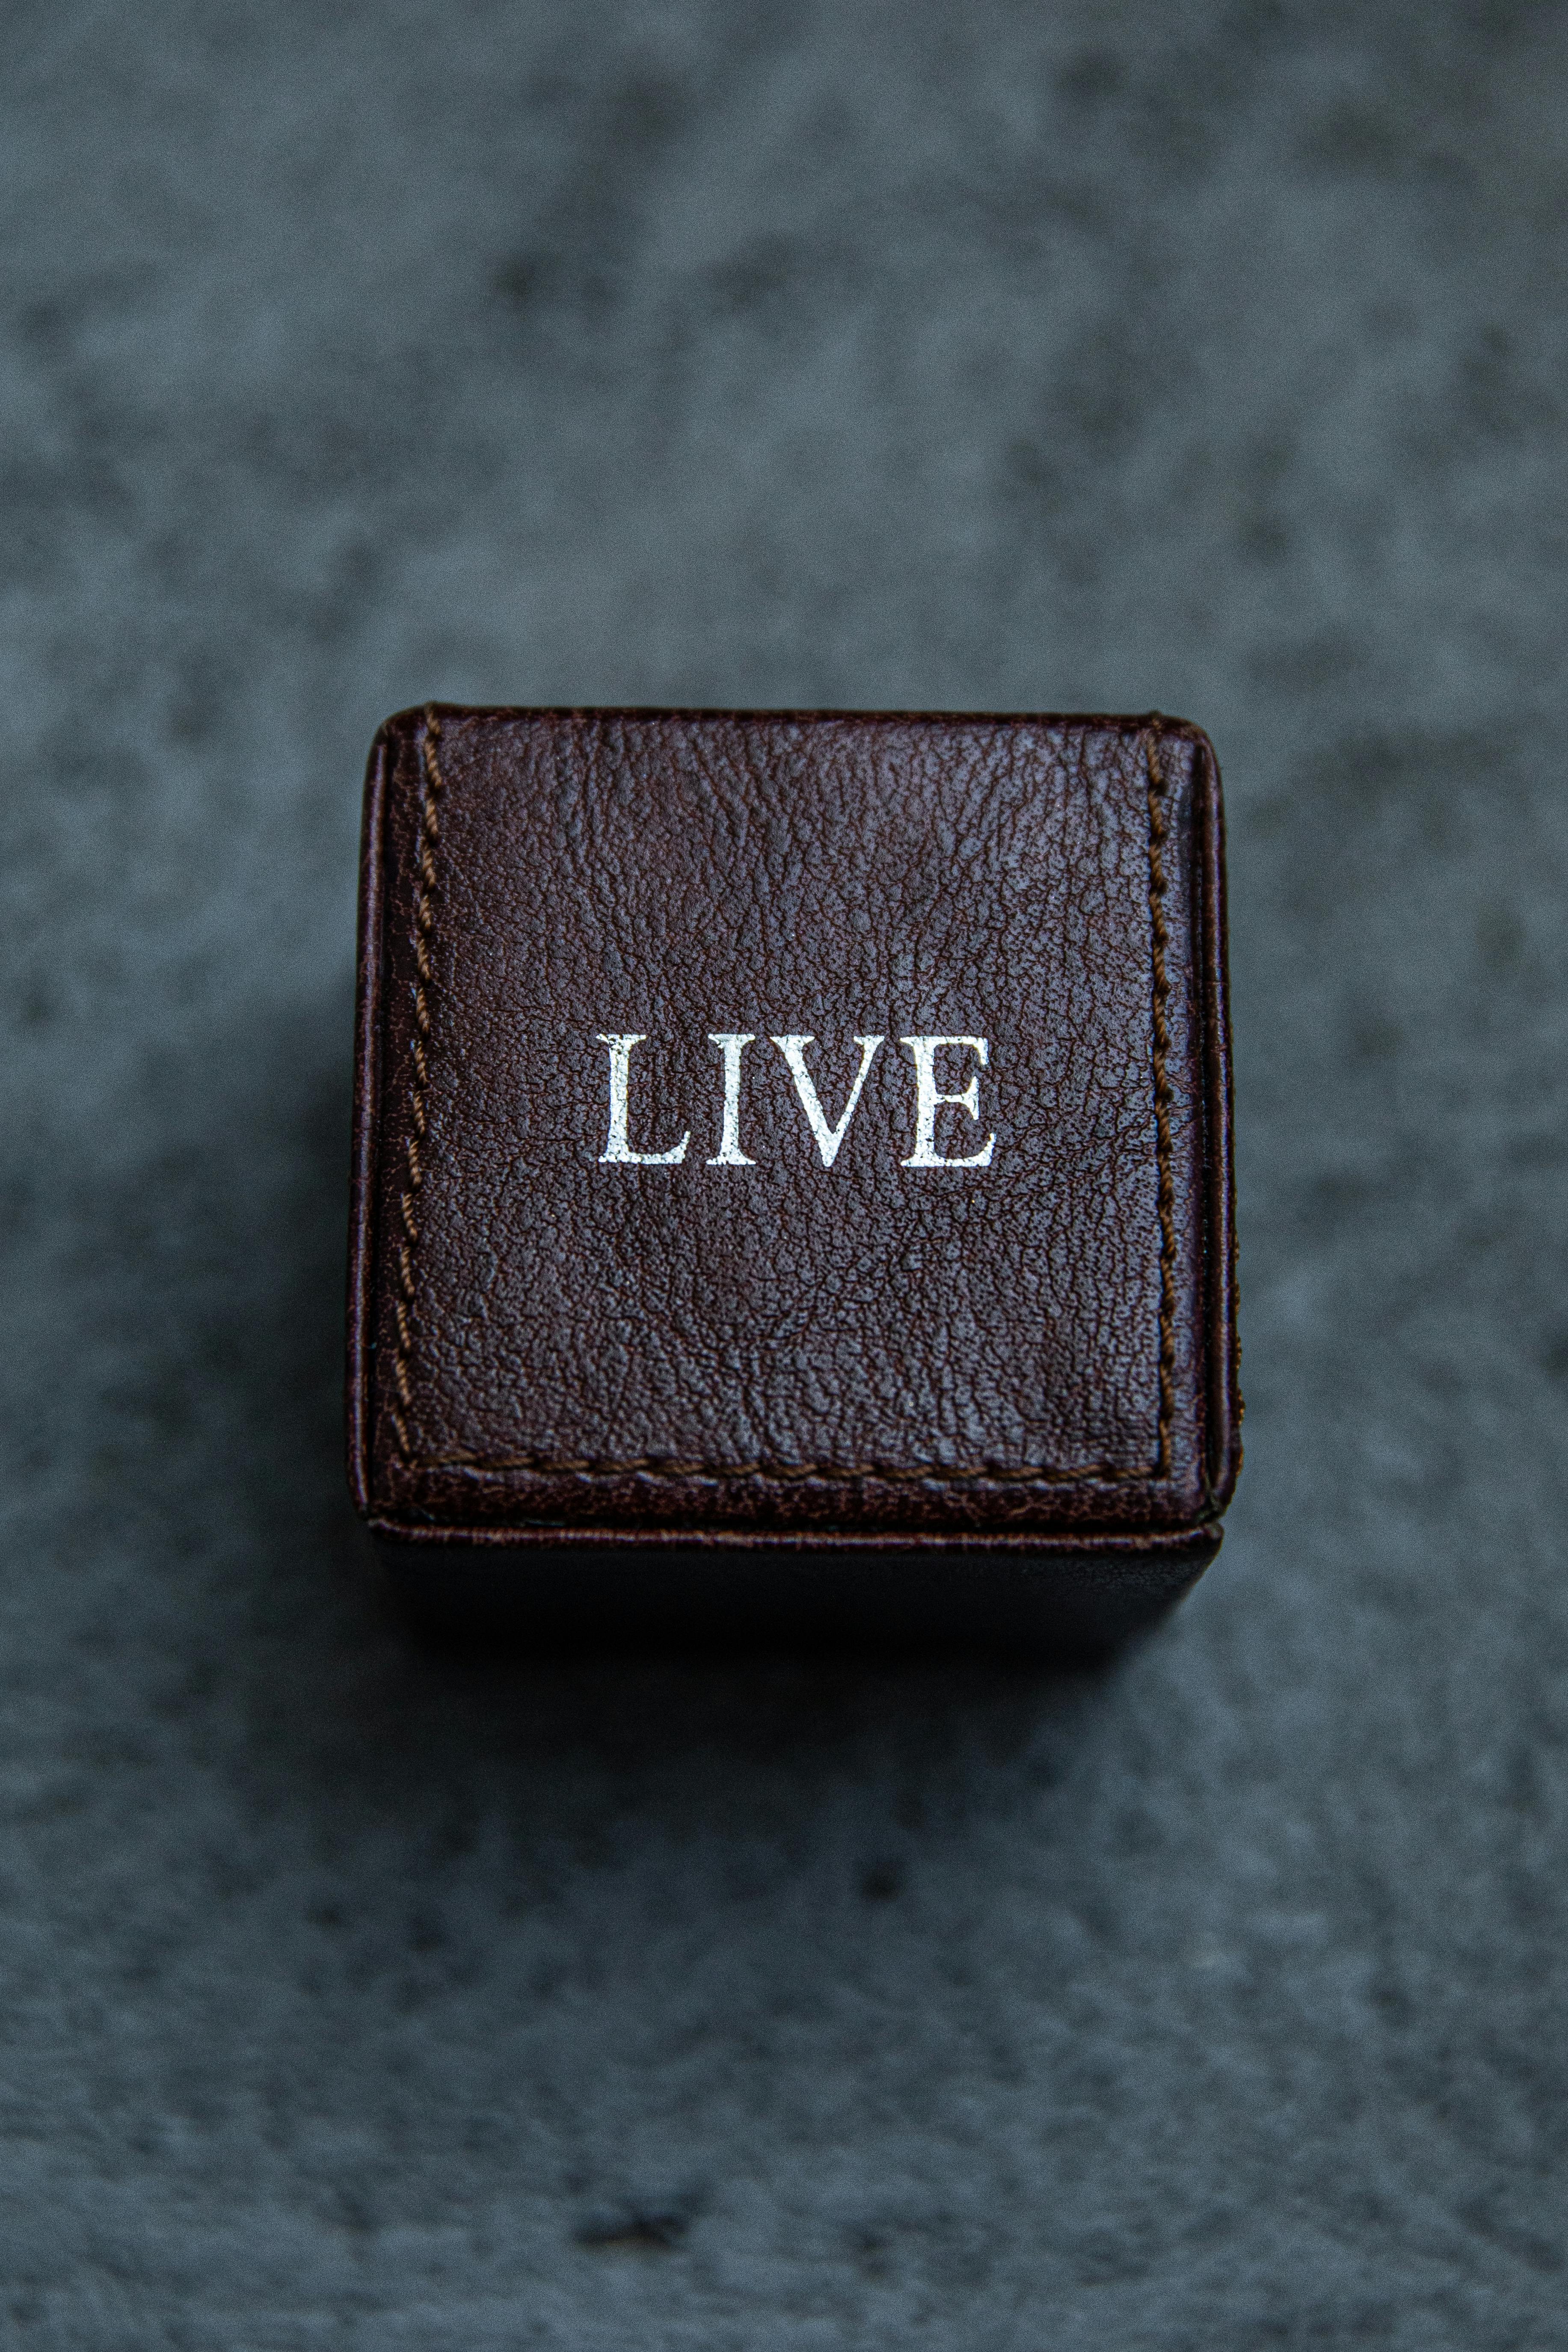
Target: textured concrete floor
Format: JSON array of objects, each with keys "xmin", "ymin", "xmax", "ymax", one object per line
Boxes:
[{"xmin": 4, "ymin": 3, "xmax": 1568, "ymax": 2344}]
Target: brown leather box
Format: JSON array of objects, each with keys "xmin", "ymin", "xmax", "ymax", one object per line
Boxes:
[{"xmin": 347, "ymin": 708, "xmax": 1239, "ymax": 1652}]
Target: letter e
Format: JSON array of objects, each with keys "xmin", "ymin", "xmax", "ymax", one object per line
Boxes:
[{"xmin": 899, "ymin": 1036, "xmax": 996, "ymax": 1168}]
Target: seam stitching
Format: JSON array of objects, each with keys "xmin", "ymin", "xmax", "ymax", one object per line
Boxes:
[
  {"xmin": 1145, "ymin": 726, "xmax": 1177, "ymax": 1479},
  {"xmin": 389, "ymin": 721, "xmax": 1176, "ymax": 1487},
  {"xmin": 389, "ymin": 707, "xmax": 445, "ymax": 1461}
]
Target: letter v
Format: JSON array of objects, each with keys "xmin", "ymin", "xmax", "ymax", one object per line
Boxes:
[{"xmin": 770, "ymin": 1035, "xmax": 885, "ymax": 1167}]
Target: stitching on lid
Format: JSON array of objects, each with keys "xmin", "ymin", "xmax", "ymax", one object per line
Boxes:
[{"xmin": 387, "ymin": 714, "xmax": 1177, "ymax": 1489}]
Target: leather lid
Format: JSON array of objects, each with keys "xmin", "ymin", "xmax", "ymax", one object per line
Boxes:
[{"xmin": 348, "ymin": 710, "xmax": 1239, "ymax": 1546}]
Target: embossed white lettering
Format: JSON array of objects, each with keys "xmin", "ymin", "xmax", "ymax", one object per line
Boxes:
[
  {"xmin": 596, "ymin": 1033, "xmax": 691, "ymax": 1164},
  {"xmin": 770, "ymin": 1034, "xmax": 885, "ymax": 1167},
  {"xmin": 899, "ymin": 1035, "xmax": 996, "ymax": 1168},
  {"xmin": 592, "ymin": 1030, "xmax": 997, "ymax": 1169}
]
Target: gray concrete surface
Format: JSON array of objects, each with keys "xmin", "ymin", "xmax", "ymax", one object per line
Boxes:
[{"xmin": 4, "ymin": 2, "xmax": 1567, "ymax": 2343}]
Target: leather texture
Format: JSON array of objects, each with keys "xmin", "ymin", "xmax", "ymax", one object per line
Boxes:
[{"xmin": 347, "ymin": 710, "xmax": 1239, "ymax": 1577}]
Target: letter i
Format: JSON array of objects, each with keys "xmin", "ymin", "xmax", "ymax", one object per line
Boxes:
[{"xmin": 706, "ymin": 1033, "xmax": 757, "ymax": 1165}]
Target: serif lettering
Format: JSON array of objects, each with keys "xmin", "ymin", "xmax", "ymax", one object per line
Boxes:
[{"xmin": 595, "ymin": 1032, "xmax": 997, "ymax": 1169}]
